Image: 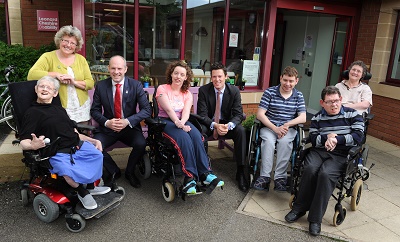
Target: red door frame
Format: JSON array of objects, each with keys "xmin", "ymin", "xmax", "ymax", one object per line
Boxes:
[{"xmin": 260, "ymin": 0, "xmax": 360, "ymax": 90}]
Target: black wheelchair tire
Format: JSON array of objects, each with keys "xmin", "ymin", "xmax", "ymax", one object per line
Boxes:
[
  {"xmin": 138, "ymin": 153, "xmax": 151, "ymax": 179},
  {"xmin": 66, "ymin": 214, "xmax": 86, "ymax": 233},
  {"xmin": 20, "ymin": 188, "xmax": 29, "ymax": 207},
  {"xmin": 33, "ymin": 194, "xmax": 59, "ymax": 223}
]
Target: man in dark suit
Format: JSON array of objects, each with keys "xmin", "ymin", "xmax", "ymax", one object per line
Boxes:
[
  {"xmin": 90, "ymin": 55, "xmax": 151, "ymax": 188},
  {"xmin": 197, "ymin": 63, "xmax": 249, "ymax": 192}
]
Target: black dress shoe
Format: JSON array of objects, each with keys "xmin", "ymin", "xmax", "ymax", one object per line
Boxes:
[
  {"xmin": 236, "ymin": 169, "xmax": 250, "ymax": 192},
  {"xmin": 284, "ymin": 210, "xmax": 306, "ymax": 223},
  {"xmin": 125, "ymin": 173, "xmax": 141, "ymax": 188},
  {"xmin": 309, "ymin": 222, "xmax": 321, "ymax": 236}
]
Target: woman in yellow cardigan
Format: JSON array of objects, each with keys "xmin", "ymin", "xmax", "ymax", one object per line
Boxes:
[{"xmin": 28, "ymin": 25, "xmax": 94, "ymax": 123}]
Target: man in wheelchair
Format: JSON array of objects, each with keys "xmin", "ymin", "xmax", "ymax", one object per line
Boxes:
[
  {"xmin": 19, "ymin": 76, "xmax": 110, "ymax": 210},
  {"xmin": 284, "ymin": 86, "xmax": 365, "ymax": 236}
]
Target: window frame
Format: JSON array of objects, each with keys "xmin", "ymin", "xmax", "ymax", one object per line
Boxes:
[{"xmin": 385, "ymin": 11, "xmax": 400, "ymax": 87}]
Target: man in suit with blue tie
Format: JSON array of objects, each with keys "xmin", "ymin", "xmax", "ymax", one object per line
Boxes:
[
  {"xmin": 90, "ymin": 55, "xmax": 151, "ymax": 188},
  {"xmin": 197, "ymin": 63, "xmax": 249, "ymax": 192}
]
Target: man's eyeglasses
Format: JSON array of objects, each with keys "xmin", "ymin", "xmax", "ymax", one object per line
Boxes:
[
  {"xmin": 323, "ymin": 99, "xmax": 341, "ymax": 105},
  {"xmin": 38, "ymin": 85, "xmax": 55, "ymax": 92},
  {"xmin": 61, "ymin": 39, "xmax": 77, "ymax": 47}
]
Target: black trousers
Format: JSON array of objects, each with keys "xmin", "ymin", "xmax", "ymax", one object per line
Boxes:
[
  {"xmin": 292, "ymin": 148, "xmax": 347, "ymax": 223},
  {"xmin": 94, "ymin": 127, "xmax": 146, "ymax": 176}
]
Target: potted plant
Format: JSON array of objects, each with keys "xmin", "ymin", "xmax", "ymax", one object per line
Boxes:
[
  {"xmin": 193, "ymin": 77, "xmax": 200, "ymax": 86},
  {"xmin": 242, "ymin": 113, "xmax": 256, "ymax": 132},
  {"xmin": 242, "ymin": 114, "xmax": 256, "ymax": 155},
  {"xmin": 240, "ymin": 78, "xmax": 247, "ymax": 90},
  {"xmin": 140, "ymin": 75, "xmax": 152, "ymax": 88}
]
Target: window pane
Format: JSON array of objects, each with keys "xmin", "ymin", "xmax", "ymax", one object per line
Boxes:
[
  {"xmin": 390, "ymin": 25, "xmax": 400, "ymax": 79},
  {"xmin": 387, "ymin": 12, "xmax": 400, "ymax": 85},
  {"xmin": 185, "ymin": 0, "xmax": 226, "ymax": 73},
  {"xmin": 226, "ymin": 0, "xmax": 266, "ymax": 86},
  {"xmin": 0, "ymin": 3, "xmax": 7, "ymax": 43},
  {"xmin": 85, "ymin": 2, "xmax": 135, "ymax": 77},
  {"xmin": 141, "ymin": 0, "xmax": 182, "ymax": 85}
]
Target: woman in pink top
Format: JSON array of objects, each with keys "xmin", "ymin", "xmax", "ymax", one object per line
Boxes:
[{"xmin": 156, "ymin": 60, "xmax": 224, "ymax": 195}]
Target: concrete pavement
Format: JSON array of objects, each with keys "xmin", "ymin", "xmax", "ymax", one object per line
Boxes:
[{"xmin": 1, "ymin": 130, "xmax": 400, "ymax": 241}]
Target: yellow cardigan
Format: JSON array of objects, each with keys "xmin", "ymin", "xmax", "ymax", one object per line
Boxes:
[{"xmin": 27, "ymin": 50, "xmax": 94, "ymax": 108}]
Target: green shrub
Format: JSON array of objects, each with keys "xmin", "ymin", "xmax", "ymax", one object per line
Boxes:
[
  {"xmin": 0, "ymin": 41, "xmax": 56, "ymax": 83},
  {"xmin": 242, "ymin": 114, "xmax": 256, "ymax": 131}
]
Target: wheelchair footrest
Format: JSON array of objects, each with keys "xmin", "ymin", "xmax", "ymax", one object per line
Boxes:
[{"xmin": 75, "ymin": 191, "xmax": 123, "ymax": 219}]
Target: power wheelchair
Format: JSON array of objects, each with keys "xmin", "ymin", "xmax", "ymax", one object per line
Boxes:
[
  {"xmin": 9, "ymin": 81, "xmax": 125, "ymax": 232},
  {"xmin": 138, "ymin": 87, "xmax": 221, "ymax": 202}
]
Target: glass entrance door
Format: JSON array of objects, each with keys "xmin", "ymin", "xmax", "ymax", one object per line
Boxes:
[{"xmin": 327, "ymin": 18, "xmax": 350, "ymax": 86}]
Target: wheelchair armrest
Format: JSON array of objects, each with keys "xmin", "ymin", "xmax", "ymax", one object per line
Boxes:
[
  {"xmin": 189, "ymin": 114, "xmax": 205, "ymax": 134},
  {"xmin": 348, "ymin": 146, "xmax": 362, "ymax": 157},
  {"xmin": 145, "ymin": 117, "xmax": 166, "ymax": 125},
  {"xmin": 76, "ymin": 123, "xmax": 96, "ymax": 131},
  {"xmin": 301, "ymin": 137, "xmax": 311, "ymax": 144},
  {"xmin": 366, "ymin": 113, "xmax": 374, "ymax": 120}
]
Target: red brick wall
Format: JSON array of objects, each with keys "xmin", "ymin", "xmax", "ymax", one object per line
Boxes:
[
  {"xmin": 351, "ymin": 1, "xmax": 400, "ymax": 144},
  {"xmin": 354, "ymin": 0, "xmax": 381, "ymax": 65},
  {"xmin": 242, "ymin": 103, "xmax": 258, "ymax": 118},
  {"xmin": 21, "ymin": 0, "xmax": 73, "ymax": 49},
  {"xmin": 368, "ymin": 95, "xmax": 400, "ymax": 146}
]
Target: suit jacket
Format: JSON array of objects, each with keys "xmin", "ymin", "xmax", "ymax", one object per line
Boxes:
[
  {"xmin": 90, "ymin": 77, "xmax": 151, "ymax": 134},
  {"xmin": 197, "ymin": 82, "xmax": 243, "ymax": 128}
]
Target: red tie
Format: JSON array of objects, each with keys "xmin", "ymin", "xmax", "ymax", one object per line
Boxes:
[
  {"xmin": 114, "ymin": 84, "xmax": 122, "ymax": 118},
  {"xmin": 213, "ymin": 91, "xmax": 221, "ymax": 139}
]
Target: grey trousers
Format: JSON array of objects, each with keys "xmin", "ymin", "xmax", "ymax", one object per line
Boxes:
[
  {"xmin": 259, "ymin": 127, "xmax": 297, "ymax": 180},
  {"xmin": 292, "ymin": 148, "xmax": 347, "ymax": 223}
]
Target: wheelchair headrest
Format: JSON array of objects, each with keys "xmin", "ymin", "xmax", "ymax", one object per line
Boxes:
[
  {"xmin": 9, "ymin": 81, "xmax": 62, "ymax": 135},
  {"xmin": 341, "ymin": 70, "xmax": 372, "ymax": 81}
]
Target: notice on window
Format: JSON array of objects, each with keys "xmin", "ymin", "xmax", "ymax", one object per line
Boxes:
[
  {"xmin": 37, "ymin": 10, "xmax": 59, "ymax": 32},
  {"xmin": 229, "ymin": 33, "xmax": 239, "ymax": 47},
  {"xmin": 242, "ymin": 60, "xmax": 260, "ymax": 86}
]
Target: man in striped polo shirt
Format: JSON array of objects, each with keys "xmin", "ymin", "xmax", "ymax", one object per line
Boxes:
[
  {"xmin": 255, "ymin": 66, "xmax": 306, "ymax": 192},
  {"xmin": 285, "ymin": 86, "xmax": 364, "ymax": 236}
]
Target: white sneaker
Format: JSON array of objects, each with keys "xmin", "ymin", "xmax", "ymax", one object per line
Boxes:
[
  {"xmin": 88, "ymin": 186, "xmax": 111, "ymax": 196},
  {"xmin": 78, "ymin": 194, "xmax": 97, "ymax": 210}
]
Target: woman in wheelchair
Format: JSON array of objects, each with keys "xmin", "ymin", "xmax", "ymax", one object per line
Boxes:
[
  {"xmin": 19, "ymin": 76, "xmax": 110, "ymax": 210},
  {"xmin": 156, "ymin": 60, "xmax": 224, "ymax": 194},
  {"xmin": 335, "ymin": 60, "xmax": 372, "ymax": 114}
]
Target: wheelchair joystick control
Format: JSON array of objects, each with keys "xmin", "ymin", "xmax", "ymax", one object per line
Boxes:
[{"xmin": 44, "ymin": 138, "xmax": 50, "ymax": 145}]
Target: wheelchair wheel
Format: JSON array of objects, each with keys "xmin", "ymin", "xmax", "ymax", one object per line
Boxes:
[
  {"xmin": 20, "ymin": 188, "xmax": 30, "ymax": 207},
  {"xmin": 289, "ymin": 194, "xmax": 296, "ymax": 209},
  {"xmin": 33, "ymin": 194, "xmax": 60, "ymax": 223},
  {"xmin": 1, "ymin": 96, "xmax": 17, "ymax": 132},
  {"xmin": 162, "ymin": 182, "xmax": 175, "ymax": 202},
  {"xmin": 351, "ymin": 179, "xmax": 363, "ymax": 211},
  {"xmin": 333, "ymin": 207, "xmax": 346, "ymax": 226},
  {"xmin": 114, "ymin": 186, "xmax": 126, "ymax": 199},
  {"xmin": 66, "ymin": 214, "xmax": 86, "ymax": 233},
  {"xmin": 138, "ymin": 153, "xmax": 151, "ymax": 179}
]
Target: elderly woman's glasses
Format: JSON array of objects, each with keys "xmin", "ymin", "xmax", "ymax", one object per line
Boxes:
[
  {"xmin": 61, "ymin": 39, "xmax": 77, "ymax": 47},
  {"xmin": 38, "ymin": 85, "xmax": 55, "ymax": 92}
]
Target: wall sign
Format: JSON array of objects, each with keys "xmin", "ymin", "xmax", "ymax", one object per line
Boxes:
[
  {"xmin": 242, "ymin": 60, "xmax": 260, "ymax": 86},
  {"xmin": 37, "ymin": 10, "xmax": 59, "ymax": 32}
]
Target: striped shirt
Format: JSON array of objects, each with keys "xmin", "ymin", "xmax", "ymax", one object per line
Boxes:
[
  {"xmin": 310, "ymin": 106, "xmax": 364, "ymax": 152},
  {"xmin": 258, "ymin": 85, "xmax": 306, "ymax": 126}
]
